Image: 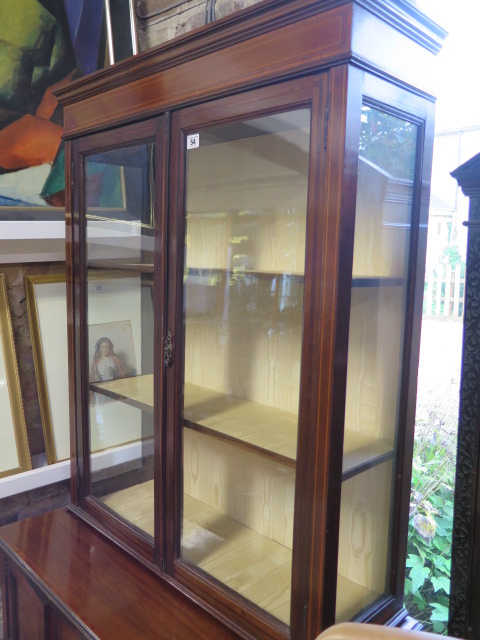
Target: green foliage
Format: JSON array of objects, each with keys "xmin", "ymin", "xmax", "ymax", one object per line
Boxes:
[
  {"xmin": 441, "ymin": 245, "xmax": 464, "ymax": 272},
  {"xmin": 404, "ymin": 417, "xmax": 456, "ymax": 634},
  {"xmin": 359, "ymin": 107, "xmax": 417, "ymax": 180}
]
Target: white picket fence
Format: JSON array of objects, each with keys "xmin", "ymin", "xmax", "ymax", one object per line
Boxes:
[{"xmin": 424, "ymin": 264, "xmax": 465, "ymax": 318}]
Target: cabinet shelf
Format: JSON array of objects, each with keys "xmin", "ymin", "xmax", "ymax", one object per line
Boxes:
[
  {"xmin": 101, "ymin": 481, "xmax": 381, "ymax": 627},
  {"xmin": 352, "ymin": 276, "xmax": 403, "ymax": 287},
  {"xmin": 90, "ymin": 375, "xmax": 155, "ymax": 413},
  {"xmin": 102, "ymin": 481, "xmax": 292, "ymax": 625},
  {"xmin": 186, "ymin": 266, "xmax": 304, "ymax": 279},
  {"xmin": 184, "ymin": 270, "xmax": 403, "ymax": 285},
  {"xmin": 184, "ymin": 383, "xmax": 298, "ymax": 465},
  {"xmin": 91, "ymin": 376, "xmax": 298, "ymax": 464},
  {"xmin": 91, "ymin": 376, "xmax": 394, "ymax": 475},
  {"xmin": 336, "ymin": 575, "xmax": 381, "ymax": 623},
  {"xmin": 88, "ymin": 258, "xmax": 154, "ymax": 273},
  {"xmin": 183, "ymin": 494, "xmax": 292, "ymax": 625},
  {"xmin": 342, "ymin": 440, "xmax": 394, "ymax": 481}
]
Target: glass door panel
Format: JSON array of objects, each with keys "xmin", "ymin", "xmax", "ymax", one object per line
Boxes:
[
  {"xmin": 180, "ymin": 108, "xmax": 311, "ymax": 625},
  {"xmin": 336, "ymin": 105, "xmax": 418, "ymax": 620},
  {"xmin": 85, "ymin": 142, "xmax": 155, "ymax": 539}
]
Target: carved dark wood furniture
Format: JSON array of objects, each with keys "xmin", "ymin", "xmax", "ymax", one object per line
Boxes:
[
  {"xmin": 0, "ymin": 1, "xmax": 445, "ymax": 638},
  {"xmin": 449, "ymin": 152, "xmax": 480, "ymax": 640}
]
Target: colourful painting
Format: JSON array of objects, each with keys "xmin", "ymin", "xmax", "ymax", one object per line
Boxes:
[{"xmin": 0, "ymin": 0, "xmax": 105, "ymax": 211}]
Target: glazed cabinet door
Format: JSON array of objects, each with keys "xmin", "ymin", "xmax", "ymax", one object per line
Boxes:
[
  {"xmin": 166, "ymin": 76, "xmax": 329, "ymax": 640},
  {"xmin": 332, "ymin": 77, "xmax": 433, "ymax": 626},
  {"xmin": 71, "ymin": 118, "xmax": 167, "ymax": 560},
  {"xmin": 335, "ymin": 104, "xmax": 418, "ymax": 621}
]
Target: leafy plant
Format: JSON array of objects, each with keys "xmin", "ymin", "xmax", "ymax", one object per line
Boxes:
[{"xmin": 404, "ymin": 415, "xmax": 456, "ymax": 634}]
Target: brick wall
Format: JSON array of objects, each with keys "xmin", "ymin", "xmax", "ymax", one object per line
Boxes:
[{"xmin": 136, "ymin": 0, "xmax": 261, "ymax": 50}]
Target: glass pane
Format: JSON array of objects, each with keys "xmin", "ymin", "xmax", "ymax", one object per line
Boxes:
[
  {"xmin": 180, "ymin": 108, "xmax": 311, "ymax": 625},
  {"xmin": 85, "ymin": 142, "xmax": 155, "ymax": 539},
  {"xmin": 337, "ymin": 461, "xmax": 394, "ymax": 621},
  {"xmin": 336, "ymin": 106, "xmax": 418, "ymax": 620}
]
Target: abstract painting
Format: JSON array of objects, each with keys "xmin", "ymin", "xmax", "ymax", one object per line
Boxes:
[{"xmin": 0, "ymin": 0, "xmax": 105, "ymax": 212}]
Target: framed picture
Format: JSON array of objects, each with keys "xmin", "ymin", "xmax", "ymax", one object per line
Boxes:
[
  {"xmin": 1, "ymin": 2, "xmax": 107, "ymax": 220},
  {"xmin": 85, "ymin": 142, "xmax": 155, "ymax": 229},
  {"xmin": 26, "ymin": 272, "xmax": 153, "ymax": 463},
  {"xmin": 89, "ymin": 320, "xmax": 138, "ymax": 389},
  {"xmin": 105, "ymin": 0, "xmax": 138, "ymax": 64},
  {"xmin": 86, "ymin": 275, "xmax": 153, "ymax": 453},
  {"xmin": 25, "ymin": 274, "xmax": 69, "ymax": 464},
  {"xmin": 0, "ymin": 275, "xmax": 31, "ymax": 477}
]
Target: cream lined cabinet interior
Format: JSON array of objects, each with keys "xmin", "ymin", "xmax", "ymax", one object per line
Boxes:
[{"xmin": 0, "ymin": 2, "xmax": 444, "ymax": 639}]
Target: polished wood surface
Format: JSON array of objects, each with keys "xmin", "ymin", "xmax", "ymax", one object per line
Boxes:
[
  {"xmin": 8, "ymin": 562, "xmax": 48, "ymax": 640},
  {"xmin": 52, "ymin": 614, "xmax": 85, "ymax": 640},
  {"xmin": 0, "ymin": 509, "xmax": 242, "ymax": 639}
]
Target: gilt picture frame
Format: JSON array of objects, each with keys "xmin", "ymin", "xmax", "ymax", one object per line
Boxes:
[
  {"xmin": 25, "ymin": 273, "xmax": 69, "ymax": 464},
  {"xmin": 0, "ymin": 274, "xmax": 31, "ymax": 477},
  {"xmin": 26, "ymin": 271, "xmax": 153, "ymax": 463}
]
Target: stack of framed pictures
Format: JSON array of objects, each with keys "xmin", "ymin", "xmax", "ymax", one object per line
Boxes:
[
  {"xmin": 25, "ymin": 274, "xmax": 69, "ymax": 464},
  {"xmin": 0, "ymin": 275, "xmax": 31, "ymax": 477}
]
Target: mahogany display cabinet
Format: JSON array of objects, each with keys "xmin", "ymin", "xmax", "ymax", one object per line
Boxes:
[{"xmin": 0, "ymin": 1, "xmax": 446, "ymax": 638}]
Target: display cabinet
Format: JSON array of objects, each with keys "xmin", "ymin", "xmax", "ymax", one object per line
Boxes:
[{"xmin": 0, "ymin": 1, "xmax": 445, "ymax": 639}]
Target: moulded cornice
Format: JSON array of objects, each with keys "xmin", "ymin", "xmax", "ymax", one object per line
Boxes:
[
  {"xmin": 451, "ymin": 152, "xmax": 480, "ymax": 199},
  {"xmin": 354, "ymin": 0, "xmax": 446, "ymax": 54},
  {"xmin": 55, "ymin": 0, "xmax": 446, "ymax": 108}
]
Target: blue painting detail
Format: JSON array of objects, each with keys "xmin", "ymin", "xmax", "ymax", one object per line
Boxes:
[{"xmin": 63, "ymin": 0, "xmax": 105, "ymax": 75}]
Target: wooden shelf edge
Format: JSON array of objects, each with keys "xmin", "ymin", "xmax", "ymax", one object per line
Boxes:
[
  {"xmin": 342, "ymin": 449, "xmax": 394, "ymax": 482},
  {"xmin": 352, "ymin": 276, "xmax": 404, "ymax": 287},
  {"xmin": 90, "ymin": 377, "xmax": 154, "ymax": 414},
  {"xmin": 184, "ymin": 420, "xmax": 296, "ymax": 467},
  {"xmin": 89, "ymin": 377, "xmax": 396, "ymax": 478},
  {"xmin": 88, "ymin": 259, "xmax": 154, "ymax": 273},
  {"xmin": 186, "ymin": 266, "xmax": 305, "ymax": 279}
]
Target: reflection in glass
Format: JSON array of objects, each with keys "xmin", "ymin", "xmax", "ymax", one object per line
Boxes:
[
  {"xmin": 84, "ymin": 141, "xmax": 156, "ymax": 539},
  {"xmin": 336, "ymin": 106, "xmax": 418, "ymax": 620},
  {"xmin": 180, "ymin": 109, "xmax": 311, "ymax": 625},
  {"xmin": 86, "ymin": 143, "xmax": 155, "ymax": 227}
]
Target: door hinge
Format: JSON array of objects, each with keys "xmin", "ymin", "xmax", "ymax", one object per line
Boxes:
[{"xmin": 71, "ymin": 160, "xmax": 74, "ymax": 188}]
